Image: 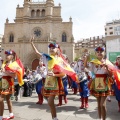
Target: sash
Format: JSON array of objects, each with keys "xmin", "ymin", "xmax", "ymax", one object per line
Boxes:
[{"xmin": 94, "ymin": 74, "xmax": 108, "ymax": 92}]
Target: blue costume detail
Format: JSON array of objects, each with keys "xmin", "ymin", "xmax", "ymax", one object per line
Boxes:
[
  {"xmin": 71, "ymin": 80, "xmax": 78, "ymax": 89},
  {"xmin": 112, "ymin": 83, "xmax": 120, "ymax": 101},
  {"xmin": 36, "ymin": 79, "xmax": 43, "ymax": 94},
  {"xmin": 42, "ymin": 53, "xmax": 52, "ymax": 61},
  {"xmin": 79, "ymin": 79, "xmax": 89, "ymax": 97},
  {"xmin": 62, "ymin": 76, "xmax": 68, "ymax": 95}
]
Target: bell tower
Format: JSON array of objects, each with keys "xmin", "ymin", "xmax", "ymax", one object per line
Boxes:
[
  {"xmin": 23, "ymin": 0, "xmax": 31, "ymax": 17},
  {"xmin": 46, "ymin": 0, "xmax": 54, "ymax": 2},
  {"xmin": 24, "ymin": 0, "xmax": 32, "ymax": 3},
  {"xmin": 46, "ymin": 0, "xmax": 54, "ymax": 18}
]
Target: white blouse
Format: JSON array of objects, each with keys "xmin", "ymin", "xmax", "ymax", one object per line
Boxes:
[{"xmin": 89, "ymin": 63, "xmax": 107, "ymax": 74}]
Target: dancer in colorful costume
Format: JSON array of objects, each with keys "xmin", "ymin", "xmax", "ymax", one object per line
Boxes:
[
  {"xmin": 56, "ymin": 74, "xmax": 68, "ymax": 106},
  {"xmin": 76, "ymin": 55, "xmax": 90, "ymax": 109},
  {"xmin": 112, "ymin": 55, "xmax": 120, "ymax": 112},
  {"xmin": 35, "ymin": 59, "xmax": 47, "ymax": 105},
  {"xmin": 71, "ymin": 62, "xmax": 78, "ymax": 94},
  {"xmin": 56, "ymin": 55, "xmax": 68, "ymax": 106},
  {"xmin": 84, "ymin": 46, "xmax": 114, "ymax": 120},
  {"xmin": 31, "ymin": 37, "xmax": 79, "ymax": 120},
  {"xmin": 0, "ymin": 50, "xmax": 24, "ymax": 120}
]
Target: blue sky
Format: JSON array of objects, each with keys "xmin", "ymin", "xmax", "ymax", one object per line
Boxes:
[{"xmin": 0, "ymin": 0, "xmax": 120, "ymax": 41}]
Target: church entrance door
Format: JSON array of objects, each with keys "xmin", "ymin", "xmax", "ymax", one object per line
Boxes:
[{"xmin": 32, "ymin": 59, "xmax": 39, "ymax": 70}]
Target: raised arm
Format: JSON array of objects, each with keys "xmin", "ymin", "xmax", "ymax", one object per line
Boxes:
[
  {"xmin": 30, "ymin": 37, "xmax": 42, "ymax": 58},
  {"xmin": 84, "ymin": 54, "xmax": 89, "ymax": 68}
]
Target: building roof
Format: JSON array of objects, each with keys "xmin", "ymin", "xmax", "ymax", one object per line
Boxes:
[{"xmin": 105, "ymin": 35, "xmax": 120, "ymax": 41}]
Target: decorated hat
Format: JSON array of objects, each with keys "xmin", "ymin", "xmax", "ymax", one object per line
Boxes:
[
  {"xmin": 48, "ymin": 42, "xmax": 59, "ymax": 48},
  {"xmin": 95, "ymin": 46, "xmax": 105, "ymax": 52},
  {"xmin": 5, "ymin": 50, "xmax": 16, "ymax": 55}
]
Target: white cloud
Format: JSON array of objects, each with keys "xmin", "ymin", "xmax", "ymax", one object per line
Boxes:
[
  {"xmin": 73, "ymin": 18, "xmax": 105, "ymax": 41},
  {"xmin": 72, "ymin": 0, "xmax": 120, "ymax": 41}
]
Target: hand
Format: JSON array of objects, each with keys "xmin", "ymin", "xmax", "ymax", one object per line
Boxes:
[
  {"xmin": 47, "ymin": 71, "xmax": 55, "ymax": 76},
  {"xmin": 30, "ymin": 36, "xmax": 34, "ymax": 43},
  {"xmin": 76, "ymin": 80, "xmax": 80, "ymax": 83},
  {"xmin": 83, "ymin": 53, "xmax": 90, "ymax": 61},
  {"xmin": 85, "ymin": 53, "xmax": 90, "ymax": 58}
]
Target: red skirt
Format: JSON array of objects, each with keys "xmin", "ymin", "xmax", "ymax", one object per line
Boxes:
[{"xmin": 90, "ymin": 74, "xmax": 114, "ymax": 97}]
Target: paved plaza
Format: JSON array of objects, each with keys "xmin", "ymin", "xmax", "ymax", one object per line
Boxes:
[{"xmin": 3, "ymin": 89, "xmax": 120, "ymax": 120}]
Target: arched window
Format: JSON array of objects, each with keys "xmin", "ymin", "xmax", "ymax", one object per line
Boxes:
[
  {"xmin": 36, "ymin": 10, "xmax": 40, "ymax": 17},
  {"xmin": 9, "ymin": 34, "xmax": 14, "ymax": 42},
  {"xmin": 62, "ymin": 32, "xmax": 67, "ymax": 42},
  {"xmin": 31, "ymin": 10, "xmax": 35, "ymax": 17},
  {"xmin": 41, "ymin": 9, "xmax": 45, "ymax": 17}
]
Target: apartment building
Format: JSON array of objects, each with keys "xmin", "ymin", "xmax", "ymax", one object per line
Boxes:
[
  {"xmin": 75, "ymin": 36, "xmax": 105, "ymax": 59},
  {"xmin": 105, "ymin": 19, "xmax": 120, "ymax": 62},
  {"xmin": 105, "ymin": 19, "xmax": 120, "ymax": 36}
]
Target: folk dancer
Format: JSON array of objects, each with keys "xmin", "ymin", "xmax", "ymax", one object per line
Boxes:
[
  {"xmin": 0, "ymin": 50, "xmax": 24, "ymax": 120},
  {"xmin": 56, "ymin": 55, "xmax": 69, "ymax": 106},
  {"xmin": 31, "ymin": 37, "xmax": 79, "ymax": 120},
  {"xmin": 112, "ymin": 55, "xmax": 120, "ymax": 112},
  {"xmin": 76, "ymin": 57, "xmax": 90, "ymax": 109},
  {"xmin": 84, "ymin": 46, "xmax": 114, "ymax": 120},
  {"xmin": 31, "ymin": 38, "xmax": 65, "ymax": 120},
  {"xmin": 35, "ymin": 59, "xmax": 47, "ymax": 105},
  {"xmin": 71, "ymin": 62, "xmax": 78, "ymax": 94},
  {"xmin": 56, "ymin": 74, "xmax": 68, "ymax": 106}
]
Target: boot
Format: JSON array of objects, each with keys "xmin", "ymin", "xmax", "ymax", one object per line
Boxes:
[
  {"xmin": 64, "ymin": 95, "xmax": 68, "ymax": 104},
  {"xmin": 118, "ymin": 101, "xmax": 120, "ymax": 112},
  {"xmin": 85, "ymin": 97, "xmax": 89, "ymax": 108},
  {"xmin": 79, "ymin": 97, "xmax": 85, "ymax": 109},
  {"xmin": 36, "ymin": 94, "xmax": 43, "ymax": 105},
  {"xmin": 56, "ymin": 95, "xmax": 62, "ymax": 106},
  {"xmin": 73, "ymin": 88, "xmax": 77, "ymax": 94},
  {"xmin": 36, "ymin": 94, "xmax": 40, "ymax": 104},
  {"xmin": 39, "ymin": 94, "xmax": 43, "ymax": 105}
]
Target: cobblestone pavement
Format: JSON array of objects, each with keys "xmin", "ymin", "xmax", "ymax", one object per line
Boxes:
[{"xmin": 3, "ymin": 89, "xmax": 120, "ymax": 120}]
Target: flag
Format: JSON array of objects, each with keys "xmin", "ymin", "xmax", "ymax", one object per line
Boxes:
[
  {"xmin": 4, "ymin": 58, "xmax": 24, "ymax": 86},
  {"xmin": 43, "ymin": 53, "xmax": 79, "ymax": 83},
  {"xmin": 105, "ymin": 59, "xmax": 120, "ymax": 89}
]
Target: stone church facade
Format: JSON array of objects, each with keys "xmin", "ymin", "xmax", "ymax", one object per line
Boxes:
[{"xmin": 2, "ymin": 0, "xmax": 75, "ymax": 70}]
